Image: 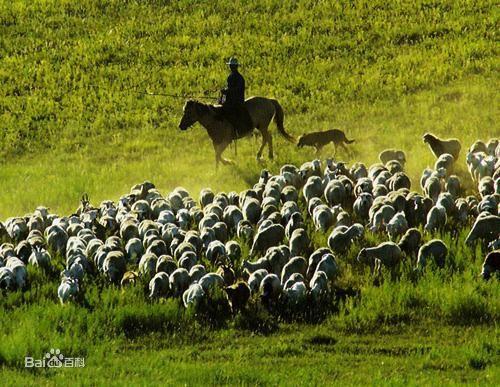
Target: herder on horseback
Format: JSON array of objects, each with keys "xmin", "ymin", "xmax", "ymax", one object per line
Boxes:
[
  {"xmin": 179, "ymin": 57, "xmax": 295, "ymax": 169},
  {"xmin": 219, "ymin": 57, "xmax": 254, "ymax": 138}
]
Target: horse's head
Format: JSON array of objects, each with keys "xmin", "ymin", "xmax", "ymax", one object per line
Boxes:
[{"xmin": 179, "ymin": 100, "xmax": 200, "ymax": 131}]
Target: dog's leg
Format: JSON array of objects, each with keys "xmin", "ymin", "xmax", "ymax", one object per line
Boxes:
[
  {"xmin": 341, "ymin": 142, "xmax": 352, "ymax": 158},
  {"xmin": 266, "ymin": 131, "xmax": 274, "ymax": 159}
]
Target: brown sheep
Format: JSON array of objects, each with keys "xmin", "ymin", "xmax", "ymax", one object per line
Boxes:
[
  {"xmin": 481, "ymin": 250, "xmax": 500, "ymax": 280},
  {"xmin": 225, "ymin": 282, "xmax": 251, "ymax": 312},
  {"xmin": 422, "ymin": 133, "xmax": 461, "ymax": 160}
]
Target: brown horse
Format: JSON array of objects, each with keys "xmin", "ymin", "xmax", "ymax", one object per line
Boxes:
[{"xmin": 178, "ymin": 97, "xmax": 295, "ymax": 168}]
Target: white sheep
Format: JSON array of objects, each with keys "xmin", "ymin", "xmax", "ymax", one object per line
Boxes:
[
  {"xmin": 303, "ymin": 176, "xmax": 324, "ymax": 203},
  {"xmin": 465, "ymin": 215, "xmax": 500, "ymax": 244},
  {"xmin": 324, "ymin": 179, "xmax": 346, "ymax": 206},
  {"xmin": 265, "ymin": 245, "xmax": 290, "ymax": 275},
  {"xmin": 434, "ymin": 153, "xmax": 455, "ymax": 174},
  {"xmin": 445, "ymin": 175, "xmax": 461, "ymax": 198},
  {"xmin": 424, "ymin": 205, "xmax": 447, "ymax": 233},
  {"xmin": 103, "ymin": 251, "xmax": 127, "ymax": 284},
  {"xmin": 424, "ymin": 174, "xmax": 443, "ymax": 203},
  {"xmin": 28, "ymin": 245, "xmax": 51, "ymax": 269},
  {"xmin": 149, "ymin": 272, "xmax": 170, "ymax": 298},
  {"xmin": 138, "ymin": 253, "xmax": 158, "ymax": 279},
  {"xmin": 353, "ymin": 193, "xmax": 373, "ymax": 222},
  {"xmin": 310, "ymin": 271, "xmax": 329, "ymax": 300},
  {"xmin": 259, "ymin": 273, "xmax": 282, "ymax": 303},
  {"xmin": 315, "ymin": 253, "xmax": 339, "ymax": 281},
  {"xmin": 169, "ymin": 268, "xmax": 191, "ymax": 297},
  {"xmin": 285, "ymin": 212, "xmax": 304, "ymax": 240},
  {"xmin": 248, "ymin": 268, "xmax": 269, "ymax": 294},
  {"xmin": 289, "ymin": 228, "xmax": 310, "ymax": 257},
  {"xmin": 307, "ymin": 197, "xmax": 324, "ymax": 217},
  {"xmin": 182, "ymin": 283, "xmax": 205, "ymax": 308},
  {"xmin": 199, "ymin": 188, "xmax": 215, "ymax": 208},
  {"xmin": 178, "ymin": 251, "xmax": 198, "ymax": 271},
  {"xmin": 242, "ymin": 256, "xmax": 271, "ymax": 273},
  {"xmin": 225, "ymin": 241, "xmax": 242, "ymax": 263},
  {"xmin": 189, "ymin": 264, "xmax": 206, "ymax": 283},
  {"xmin": 328, "ymin": 223, "xmax": 364, "ymax": 253},
  {"xmin": 156, "ymin": 255, "xmax": 177, "ymax": 275},
  {"xmin": 379, "ymin": 149, "xmax": 406, "ymax": 166},
  {"xmin": 284, "ymin": 281, "xmax": 307, "ymax": 305},
  {"xmin": 6, "ymin": 257, "xmax": 27, "ymax": 289},
  {"xmin": 370, "ymin": 205, "xmax": 396, "ymax": 232},
  {"xmin": 250, "ymin": 223, "xmax": 285, "ymax": 256},
  {"xmin": 281, "ymin": 256, "xmax": 307, "ymax": 284},
  {"xmin": 357, "ymin": 242, "xmax": 402, "ymax": 272},
  {"xmin": 222, "ymin": 205, "xmax": 244, "ymax": 231},
  {"xmin": 58, "ymin": 277, "xmax": 79, "ymax": 304},
  {"xmin": 242, "ymin": 197, "xmax": 261, "ymax": 225},
  {"xmin": 198, "ymin": 273, "xmax": 225, "ymax": 293},
  {"xmin": 0, "ymin": 267, "xmax": 15, "ymax": 290},
  {"xmin": 416, "ymin": 239, "xmax": 448, "ymax": 270},
  {"xmin": 386, "ymin": 212, "xmax": 409, "ymax": 240},
  {"xmin": 206, "ymin": 240, "xmax": 227, "ymax": 263},
  {"xmin": 398, "ymin": 228, "xmax": 422, "ymax": 256},
  {"xmin": 312, "ymin": 205, "xmax": 334, "ymax": 231}
]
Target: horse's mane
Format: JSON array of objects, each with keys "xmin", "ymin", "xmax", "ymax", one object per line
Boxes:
[{"xmin": 190, "ymin": 99, "xmax": 212, "ymax": 114}]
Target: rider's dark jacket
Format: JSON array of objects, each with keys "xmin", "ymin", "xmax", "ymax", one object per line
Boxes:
[{"xmin": 224, "ymin": 70, "xmax": 245, "ymax": 106}]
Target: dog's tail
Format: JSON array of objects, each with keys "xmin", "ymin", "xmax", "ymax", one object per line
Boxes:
[{"xmin": 344, "ymin": 138, "xmax": 355, "ymax": 144}]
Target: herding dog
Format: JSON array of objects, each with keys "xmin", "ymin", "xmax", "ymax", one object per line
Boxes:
[{"xmin": 297, "ymin": 129, "xmax": 355, "ymax": 155}]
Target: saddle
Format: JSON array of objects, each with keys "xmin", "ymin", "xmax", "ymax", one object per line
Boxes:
[{"xmin": 210, "ymin": 104, "xmax": 252, "ymax": 140}]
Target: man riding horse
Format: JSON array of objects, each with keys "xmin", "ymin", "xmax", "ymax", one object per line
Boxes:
[
  {"xmin": 218, "ymin": 57, "xmax": 254, "ymax": 138},
  {"xmin": 178, "ymin": 57, "xmax": 295, "ymax": 169}
]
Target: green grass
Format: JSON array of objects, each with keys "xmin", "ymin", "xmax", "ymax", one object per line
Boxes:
[
  {"xmin": 0, "ymin": 0, "xmax": 499, "ymax": 384},
  {"xmin": 1, "ymin": 325, "xmax": 499, "ymax": 385}
]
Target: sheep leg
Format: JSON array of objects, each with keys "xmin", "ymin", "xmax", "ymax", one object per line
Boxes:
[{"xmin": 374, "ymin": 258, "xmax": 382, "ymax": 277}]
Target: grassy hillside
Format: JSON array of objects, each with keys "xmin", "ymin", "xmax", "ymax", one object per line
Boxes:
[
  {"xmin": 0, "ymin": 0, "xmax": 499, "ymax": 384},
  {"xmin": 0, "ymin": 0, "xmax": 498, "ymax": 217}
]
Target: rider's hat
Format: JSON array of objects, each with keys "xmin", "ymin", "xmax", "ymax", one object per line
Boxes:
[{"xmin": 226, "ymin": 57, "xmax": 240, "ymax": 66}]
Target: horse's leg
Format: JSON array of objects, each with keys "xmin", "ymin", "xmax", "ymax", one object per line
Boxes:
[
  {"xmin": 217, "ymin": 141, "xmax": 233, "ymax": 165},
  {"xmin": 256, "ymin": 127, "xmax": 267, "ymax": 160}
]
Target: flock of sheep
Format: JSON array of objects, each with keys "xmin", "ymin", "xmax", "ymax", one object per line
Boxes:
[{"xmin": 0, "ymin": 133, "xmax": 499, "ymax": 314}]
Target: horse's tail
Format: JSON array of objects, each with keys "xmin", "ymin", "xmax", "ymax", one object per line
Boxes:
[{"xmin": 271, "ymin": 99, "xmax": 295, "ymax": 143}]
